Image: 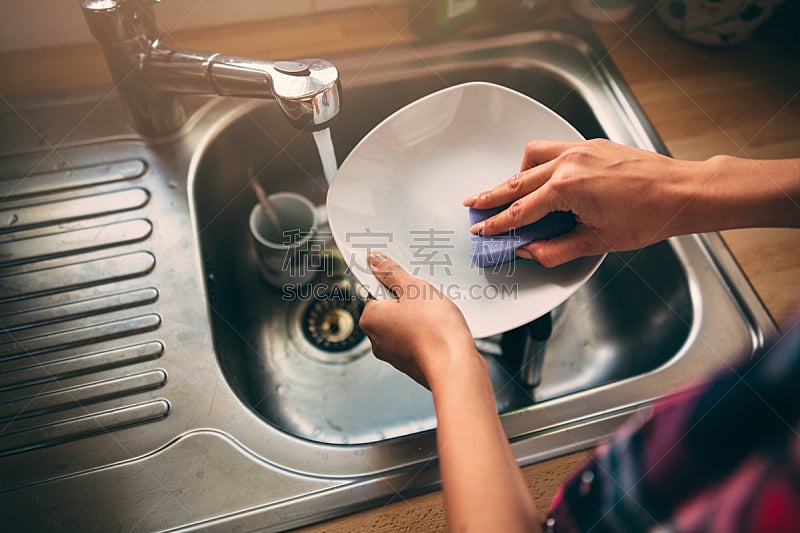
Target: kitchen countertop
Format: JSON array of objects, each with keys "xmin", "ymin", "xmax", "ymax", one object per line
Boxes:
[{"xmin": 2, "ymin": 1, "xmax": 797, "ymax": 530}]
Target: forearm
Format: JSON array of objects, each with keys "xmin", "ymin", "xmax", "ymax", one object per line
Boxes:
[
  {"xmin": 678, "ymin": 156, "xmax": 800, "ymax": 235},
  {"xmin": 360, "ymin": 254, "xmax": 541, "ymax": 529},
  {"xmin": 429, "ymin": 351, "xmax": 540, "ymax": 532}
]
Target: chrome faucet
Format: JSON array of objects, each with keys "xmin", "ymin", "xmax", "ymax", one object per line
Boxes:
[{"xmin": 80, "ymin": 0, "xmax": 342, "ymax": 137}]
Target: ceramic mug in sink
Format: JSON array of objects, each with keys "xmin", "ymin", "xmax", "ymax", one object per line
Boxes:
[{"xmin": 249, "ymin": 192, "xmax": 331, "ymax": 287}]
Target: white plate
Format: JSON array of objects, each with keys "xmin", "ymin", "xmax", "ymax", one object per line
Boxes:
[{"xmin": 327, "ymin": 82, "xmax": 604, "ymax": 338}]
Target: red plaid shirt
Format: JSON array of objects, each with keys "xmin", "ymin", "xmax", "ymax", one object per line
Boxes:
[{"xmin": 546, "ymin": 323, "xmax": 800, "ymax": 532}]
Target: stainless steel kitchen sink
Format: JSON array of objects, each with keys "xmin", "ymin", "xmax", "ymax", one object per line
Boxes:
[
  {"xmin": 0, "ymin": 21, "xmax": 777, "ymax": 531},
  {"xmin": 191, "ymin": 58, "xmax": 696, "ymax": 446}
]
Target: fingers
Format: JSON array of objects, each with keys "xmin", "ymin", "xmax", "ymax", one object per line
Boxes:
[
  {"xmin": 367, "ymin": 251, "xmax": 416, "ymax": 299},
  {"xmin": 463, "ymin": 139, "xmax": 578, "ymax": 236},
  {"xmin": 519, "ymin": 139, "xmax": 578, "ymax": 171},
  {"xmin": 462, "ymin": 139, "xmax": 576, "ymax": 209},
  {"xmin": 515, "ymin": 227, "xmax": 602, "ymax": 268},
  {"xmin": 463, "ymin": 163, "xmax": 553, "ymax": 210},
  {"xmin": 469, "ymin": 187, "xmax": 562, "ymax": 236}
]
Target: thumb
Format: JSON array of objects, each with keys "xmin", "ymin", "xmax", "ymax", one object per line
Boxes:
[
  {"xmin": 516, "ymin": 227, "xmax": 602, "ymax": 268},
  {"xmin": 368, "ymin": 251, "xmax": 417, "ymax": 299}
]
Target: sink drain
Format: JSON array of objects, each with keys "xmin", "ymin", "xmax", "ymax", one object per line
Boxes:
[
  {"xmin": 287, "ymin": 275, "xmax": 371, "ymax": 364},
  {"xmin": 302, "ymin": 288, "xmax": 365, "ymax": 352}
]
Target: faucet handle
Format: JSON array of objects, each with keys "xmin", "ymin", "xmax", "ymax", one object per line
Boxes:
[
  {"xmin": 270, "ymin": 59, "xmax": 342, "ymax": 130},
  {"xmin": 80, "ymin": 0, "xmax": 160, "ymax": 43},
  {"xmin": 205, "ymin": 55, "xmax": 342, "ymax": 130}
]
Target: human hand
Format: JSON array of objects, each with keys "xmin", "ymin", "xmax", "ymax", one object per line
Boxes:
[
  {"xmin": 360, "ymin": 257, "xmax": 540, "ymax": 532},
  {"xmin": 464, "ymin": 139, "xmax": 696, "ymax": 267},
  {"xmin": 358, "ymin": 252, "xmax": 481, "ymax": 390}
]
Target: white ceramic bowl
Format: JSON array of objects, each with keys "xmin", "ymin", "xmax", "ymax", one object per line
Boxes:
[{"xmin": 327, "ymin": 82, "xmax": 604, "ymax": 338}]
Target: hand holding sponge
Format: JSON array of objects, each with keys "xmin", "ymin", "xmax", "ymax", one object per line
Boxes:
[{"xmin": 468, "ymin": 205, "xmax": 576, "ymax": 267}]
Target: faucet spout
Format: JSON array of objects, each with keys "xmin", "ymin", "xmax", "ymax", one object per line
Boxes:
[
  {"xmin": 144, "ymin": 46, "xmax": 341, "ymax": 131},
  {"xmin": 80, "ymin": 0, "xmax": 342, "ymax": 136}
]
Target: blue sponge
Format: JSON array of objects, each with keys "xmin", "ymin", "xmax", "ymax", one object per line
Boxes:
[{"xmin": 469, "ymin": 205, "xmax": 576, "ymax": 267}]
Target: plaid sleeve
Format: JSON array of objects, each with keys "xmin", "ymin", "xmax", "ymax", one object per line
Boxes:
[{"xmin": 544, "ymin": 323, "xmax": 800, "ymax": 533}]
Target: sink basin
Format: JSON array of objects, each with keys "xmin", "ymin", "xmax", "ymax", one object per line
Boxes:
[
  {"xmin": 0, "ymin": 20, "xmax": 777, "ymax": 531},
  {"xmin": 191, "ymin": 61, "xmax": 694, "ymax": 445}
]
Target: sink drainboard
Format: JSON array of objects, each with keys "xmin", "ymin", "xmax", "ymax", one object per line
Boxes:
[{"xmin": 0, "ymin": 157, "xmax": 169, "ymax": 457}]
